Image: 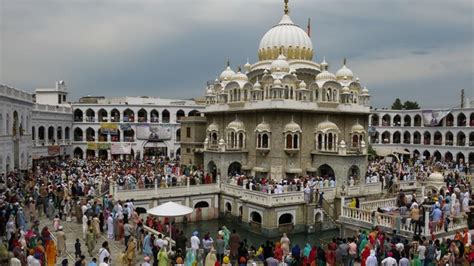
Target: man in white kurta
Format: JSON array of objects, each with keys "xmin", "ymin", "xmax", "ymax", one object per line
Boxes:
[{"xmin": 107, "ymin": 215, "xmax": 114, "ymax": 239}]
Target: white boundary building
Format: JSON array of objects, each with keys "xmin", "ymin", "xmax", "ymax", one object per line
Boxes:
[
  {"xmin": 71, "ymin": 96, "xmax": 204, "ymax": 160},
  {"xmin": 369, "ymin": 100, "xmax": 474, "ymax": 166}
]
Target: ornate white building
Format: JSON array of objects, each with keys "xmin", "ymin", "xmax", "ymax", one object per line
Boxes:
[
  {"xmin": 0, "ymin": 81, "xmax": 73, "ymax": 175},
  {"xmin": 199, "ymin": 1, "xmax": 372, "ymax": 185},
  {"xmin": 71, "ymin": 97, "xmax": 204, "ymax": 160},
  {"xmin": 369, "ymin": 101, "xmax": 474, "ymax": 165}
]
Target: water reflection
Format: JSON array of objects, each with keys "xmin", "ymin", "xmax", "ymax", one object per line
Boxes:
[{"xmin": 178, "ymin": 218, "xmax": 339, "ymax": 248}]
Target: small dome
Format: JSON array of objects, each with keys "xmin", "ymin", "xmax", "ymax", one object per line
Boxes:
[
  {"xmin": 255, "ymin": 119, "xmax": 271, "ymax": 132},
  {"xmin": 428, "ymin": 171, "xmax": 444, "ymax": 182},
  {"xmin": 316, "ymin": 70, "xmax": 336, "ymax": 82},
  {"xmin": 244, "ymin": 60, "xmax": 251, "ymax": 73},
  {"xmin": 273, "ymin": 78, "xmax": 283, "ymax": 87},
  {"xmin": 220, "ymin": 65, "xmax": 235, "ymax": 81},
  {"xmin": 227, "ymin": 118, "xmax": 245, "ymax": 132},
  {"xmin": 206, "ymin": 86, "xmax": 214, "ymax": 96},
  {"xmin": 232, "ymin": 70, "xmax": 248, "ymax": 82},
  {"xmin": 207, "ymin": 122, "xmax": 219, "ymax": 132},
  {"xmin": 258, "ymin": 14, "xmax": 313, "ymax": 61},
  {"xmin": 253, "ymin": 80, "xmax": 262, "ymax": 91},
  {"xmin": 270, "ymin": 54, "xmax": 290, "ymax": 73},
  {"xmin": 298, "ymin": 80, "xmax": 307, "ymax": 90},
  {"xmin": 341, "ymin": 86, "xmax": 350, "ymax": 94},
  {"xmin": 351, "ymin": 122, "xmax": 365, "ymax": 133},
  {"xmin": 284, "ymin": 118, "xmax": 302, "ymax": 132},
  {"xmin": 361, "ymin": 86, "xmax": 370, "ymax": 96},
  {"xmin": 320, "ymin": 58, "xmax": 328, "ymax": 70},
  {"xmin": 336, "ymin": 64, "xmax": 354, "ymax": 81},
  {"xmin": 316, "ymin": 120, "xmax": 339, "ymax": 132}
]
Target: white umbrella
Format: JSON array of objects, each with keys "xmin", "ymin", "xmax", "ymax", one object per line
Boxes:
[{"xmin": 147, "ymin": 201, "xmax": 194, "ymax": 247}]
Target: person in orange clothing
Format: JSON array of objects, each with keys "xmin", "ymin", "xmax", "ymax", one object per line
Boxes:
[
  {"xmin": 462, "ymin": 228, "xmax": 471, "ymax": 246},
  {"xmin": 454, "ymin": 231, "xmax": 462, "ymax": 242},
  {"xmin": 274, "ymin": 242, "xmax": 283, "ymax": 262},
  {"xmin": 46, "ymin": 241, "xmax": 57, "ymax": 266}
]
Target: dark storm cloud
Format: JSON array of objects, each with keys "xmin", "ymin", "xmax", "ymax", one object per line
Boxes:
[{"xmin": 1, "ymin": 0, "xmax": 472, "ymax": 108}]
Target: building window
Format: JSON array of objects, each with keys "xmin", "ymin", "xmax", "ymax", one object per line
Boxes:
[
  {"xmin": 186, "ymin": 148, "xmax": 191, "ymax": 153},
  {"xmin": 58, "ymin": 95, "xmax": 62, "ymax": 104},
  {"xmin": 186, "ymin": 127, "xmax": 191, "ymax": 138}
]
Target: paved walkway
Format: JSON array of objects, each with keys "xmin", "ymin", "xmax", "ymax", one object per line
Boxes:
[{"xmin": 39, "ymin": 216, "xmax": 139, "ymax": 265}]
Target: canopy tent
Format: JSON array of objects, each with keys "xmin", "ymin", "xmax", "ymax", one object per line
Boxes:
[
  {"xmin": 147, "ymin": 201, "xmax": 194, "ymax": 247},
  {"xmin": 147, "ymin": 201, "xmax": 193, "ymax": 217}
]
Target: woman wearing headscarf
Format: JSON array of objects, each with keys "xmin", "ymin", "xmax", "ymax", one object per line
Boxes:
[
  {"xmin": 303, "ymin": 243, "xmax": 312, "ymax": 266},
  {"xmin": 85, "ymin": 229, "xmax": 96, "ymax": 257},
  {"xmin": 143, "ymin": 232, "xmax": 153, "ymax": 257},
  {"xmin": 274, "ymin": 242, "xmax": 283, "ymax": 262},
  {"xmin": 45, "ymin": 240, "xmax": 57, "ymax": 266},
  {"xmin": 204, "ymin": 248, "xmax": 217, "ymax": 266},
  {"xmin": 280, "ymin": 233, "xmax": 291, "ymax": 257},
  {"xmin": 125, "ymin": 236, "xmax": 137, "ymax": 266},
  {"xmin": 158, "ymin": 246, "xmax": 169, "ymax": 266}
]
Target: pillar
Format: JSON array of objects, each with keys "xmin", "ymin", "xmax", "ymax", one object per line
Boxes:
[{"xmin": 423, "ymin": 210, "xmax": 430, "ymax": 236}]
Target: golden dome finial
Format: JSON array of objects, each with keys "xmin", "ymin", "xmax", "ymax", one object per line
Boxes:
[
  {"xmin": 284, "ymin": 0, "xmax": 289, "ymax": 15},
  {"xmin": 226, "ymin": 59, "xmax": 230, "ymax": 67}
]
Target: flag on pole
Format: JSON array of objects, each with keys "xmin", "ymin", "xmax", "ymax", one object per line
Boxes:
[{"xmin": 307, "ymin": 18, "xmax": 311, "ymax": 37}]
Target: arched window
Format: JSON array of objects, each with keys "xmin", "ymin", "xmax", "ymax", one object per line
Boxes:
[
  {"xmin": 238, "ymin": 132, "xmax": 244, "ymax": 148},
  {"xmin": 293, "ymin": 134, "xmax": 299, "ymax": 149},
  {"xmin": 86, "ymin": 128, "xmax": 95, "ymax": 142},
  {"xmin": 262, "ymin": 133, "xmax": 269, "ymax": 148},
  {"xmin": 371, "ymin": 114, "xmax": 379, "ymax": 126},
  {"xmin": 162, "ymin": 109, "xmax": 170, "ymax": 123},
  {"xmin": 176, "ymin": 128, "xmax": 181, "ymax": 141},
  {"xmin": 110, "ymin": 109, "xmax": 120, "ymax": 122},
  {"xmin": 189, "ymin": 110, "xmax": 200, "ymax": 116},
  {"xmin": 57, "ymin": 126, "xmax": 63, "ymax": 140},
  {"xmin": 85, "ymin": 109, "xmax": 95, "ymax": 122},
  {"xmin": 74, "ymin": 109, "xmax": 83, "ymax": 122},
  {"xmin": 38, "ymin": 126, "xmax": 45, "ymax": 140},
  {"xmin": 176, "ymin": 110, "xmax": 185, "ymax": 121},
  {"xmin": 393, "ymin": 131, "xmax": 401, "ymax": 144},
  {"xmin": 74, "ymin": 128, "xmax": 83, "ymax": 142},
  {"xmin": 98, "ymin": 109, "xmax": 108, "ymax": 122},
  {"xmin": 32, "ymin": 126, "xmax": 35, "ymax": 140},
  {"xmin": 414, "ymin": 115, "xmax": 422, "ymax": 126},
  {"xmin": 286, "ymin": 134, "xmax": 293, "ymax": 149},
  {"xmin": 423, "ymin": 131, "xmax": 431, "ymax": 145},
  {"xmin": 48, "ymin": 126, "xmax": 54, "ymax": 143},
  {"xmin": 403, "ymin": 131, "xmax": 411, "ymax": 144},
  {"xmin": 403, "ymin": 115, "xmax": 411, "ymax": 127},
  {"xmin": 434, "ymin": 131, "xmax": 442, "ymax": 145},
  {"xmin": 150, "ymin": 109, "xmax": 159, "ymax": 123},
  {"xmin": 445, "ymin": 113, "xmax": 454, "ymax": 126},
  {"xmin": 138, "ymin": 108, "xmax": 148, "ymax": 122},
  {"xmin": 124, "ymin": 129, "xmax": 135, "ymax": 142},
  {"xmin": 381, "ymin": 131, "xmax": 390, "ymax": 144},
  {"xmin": 457, "ymin": 113, "xmax": 466, "ymax": 126},
  {"xmin": 457, "ymin": 132, "xmax": 466, "ymax": 146},
  {"xmin": 382, "ymin": 114, "xmax": 391, "ymax": 126},
  {"xmin": 123, "ymin": 108, "xmax": 135, "ymax": 122},
  {"xmin": 65, "ymin": 127, "xmax": 70, "ymax": 140},
  {"xmin": 413, "ymin": 131, "xmax": 421, "ymax": 144},
  {"xmin": 393, "ymin": 115, "xmax": 401, "ymax": 126},
  {"xmin": 445, "ymin": 131, "xmax": 453, "ymax": 146}
]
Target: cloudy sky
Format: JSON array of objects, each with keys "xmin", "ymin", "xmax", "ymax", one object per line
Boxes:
[{"xmin": 1, "ymin": 0, "xmax": 472, "ymax": 108}]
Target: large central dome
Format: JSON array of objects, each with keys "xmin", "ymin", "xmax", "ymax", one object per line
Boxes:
[{"xmin": 258, "ymin": 14, "xmax": 314, "ymax": 61}]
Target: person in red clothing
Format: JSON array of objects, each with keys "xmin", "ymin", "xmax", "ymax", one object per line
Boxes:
[
  {"xmin": 325, "ymin": 239, "xmax": 337, "ymax": 266},
  {"xmin": 308, "ymin": 245, "xmax": 317, "ymax": 266},
  {"xmin": 274, "ymin": 242, "xmax": 283, "ymax": 262},
  {"xmin": 360, "ymin": 245, "xmax": 371, "ymax": 266}
]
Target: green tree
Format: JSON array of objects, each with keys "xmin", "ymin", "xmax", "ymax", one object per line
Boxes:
[
  {"xmin": 391, "ymin": 98, "xmax": 403, "ymax": 110},
  {"xmin": 403, "ymin": 100, "xmax": 420, "ymax": 110}
]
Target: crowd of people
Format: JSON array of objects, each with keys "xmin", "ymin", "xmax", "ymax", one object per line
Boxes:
[{"xmin": 0, "ymin": 155, "xmax": 472, "ymax": 265}]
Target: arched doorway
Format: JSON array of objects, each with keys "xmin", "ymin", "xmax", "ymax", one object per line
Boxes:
[
  {"xmin": 74, "ymin": 147, "xmax": 84, "ymax": 159},
  {"xmin": 413, "ymin": 149, "xmax": 420, "ymax": 158},
  {"xmin": 250, "ymin": 212, "xmax": 262, "ymax": 224},
  {"xmin": 225, "ymin": 202, "xmax": 232, "ymax": 213},
  {"xmin": 98, "ymin": 149, "xmax": 108, "ymax": 160},
  {"xmin": 457, "ymin": 153, "xmax": 465, "ymax": 164},
  {"xmin": 318, "ymin": 164, "xmax": 335, "ymax": 178},
  {"xmin": 347, "ymin": 165, "xmax": 360, "ymax": 185},
  {"xmin": 423, "ymin": 150, "xmax": 430, "ymax": 160},
  {"xmin": 207, "ymin": 161, "xmax": 217, "ymax": 179},
  {"xmin": 227, "ymin": 161, "xmax": 242, "ymax": 177},
  {"xmin": 433, "ymin": 151, "xmax": 441, "ymax": 161},
  {"xmin": 278, "ymin": 213, "xmax": 293, "ymax": 225},
  {"xmin": 445, "ymin": 152, "xmax": 453, "ymax": 162}
]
